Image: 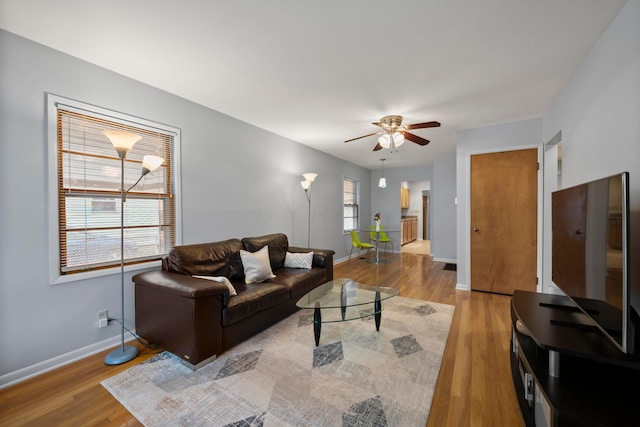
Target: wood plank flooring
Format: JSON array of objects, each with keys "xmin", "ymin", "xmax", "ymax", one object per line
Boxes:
[{"xmin": 0, "ymin": 252, "xmax": 523, "ymax": 426}]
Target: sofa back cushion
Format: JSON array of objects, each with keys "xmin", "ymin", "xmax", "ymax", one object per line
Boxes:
[
  {"xmin": 241, "ymin": 233, "xmax": 289, "ymax": 270},
  {"xmin": 165, "ymin": 239, "xmax": 244, "ymax": 279}
]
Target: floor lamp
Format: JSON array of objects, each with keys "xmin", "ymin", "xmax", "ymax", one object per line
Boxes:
[
  {"xmin": 103, "ymin": 130, "xmax": 164, "ymax": 366},
  {"xmin": 300, "ymin": 173, "xmax": 317, "ymax": 248}
]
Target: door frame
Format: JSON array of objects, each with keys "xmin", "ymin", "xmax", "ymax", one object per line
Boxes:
[{"xmin": 464, "ymin": 144, "xmax": 544, "ymax": 293}]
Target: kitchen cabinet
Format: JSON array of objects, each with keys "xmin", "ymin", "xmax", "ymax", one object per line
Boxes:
[
  {"xmin": 400, "ymin": 187, "xmax": 410, "ymax": 209},
  {"xmin": 401, "ymin": 217, "xmax": 418, "ymax": 245}
]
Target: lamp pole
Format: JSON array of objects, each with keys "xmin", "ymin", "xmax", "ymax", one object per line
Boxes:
[{"xmin": 103, "ymin": 130, "xmax": 163, "ymax": 366}]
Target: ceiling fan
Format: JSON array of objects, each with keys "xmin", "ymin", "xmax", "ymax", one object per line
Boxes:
[{"xmin": 345, "ymin": 115, "xmax": 441, "ymax": 152}]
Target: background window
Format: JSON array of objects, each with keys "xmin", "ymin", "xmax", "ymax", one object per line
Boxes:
[
  {"xmin": 53, "ymin": 100, "xmax": 177, "ymax": 276},
  {"xmin": 343, "ymin": 177, "xmax": 359, "ymax": 232}
]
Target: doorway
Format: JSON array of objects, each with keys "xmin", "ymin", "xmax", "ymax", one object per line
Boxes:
[
  {"xmin": 422, "ymin": 195, "xmax": 428, "ymax": 240},
  {"xmin": 470, "ymin": 148, "xmax": 538, "ymax": 295}
]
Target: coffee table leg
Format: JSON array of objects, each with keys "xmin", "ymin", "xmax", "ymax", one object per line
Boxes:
[
  {"xmin": 374, "ymin": 291, "xmax": 381, "ymax": 331},
  {"xmin": 314, "ymin": 303, "xmax": 321, "ymax": 346}
]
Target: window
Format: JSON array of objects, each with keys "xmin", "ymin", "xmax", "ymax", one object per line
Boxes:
[
  {"xmin": 48, "ymin": 95, "xmax": 180, "ymax": 282},
  {"xmin": 343, "ymin": 177, "xmax": 359, "ymax": 232}
]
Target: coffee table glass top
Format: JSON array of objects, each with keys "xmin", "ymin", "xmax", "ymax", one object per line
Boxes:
[{"xmin": 295, "ymin": 278, "xmax": 399, "ymax": 323}]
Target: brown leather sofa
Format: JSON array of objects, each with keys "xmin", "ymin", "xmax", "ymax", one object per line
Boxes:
[{"xmin": 132, "ymin": 233, "xmax": 334, "ymax": 368}]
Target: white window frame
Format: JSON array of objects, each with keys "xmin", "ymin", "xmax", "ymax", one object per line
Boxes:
[
  {"xmin": 47, "ymin": 94, "xmax": 182, "ymax": 284},
  {"xmin": 343, "ymin": 176, "xmax": 360, "ymax": 233}
]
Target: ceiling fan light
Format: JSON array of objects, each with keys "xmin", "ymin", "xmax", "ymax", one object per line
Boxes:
[
  {"xmin": 393, "ymin": 132, "xmax": 405, "ymax": 147},
  {"xmin": 378, "ymin": 133, "xmax": 391, "ymax": 148}
]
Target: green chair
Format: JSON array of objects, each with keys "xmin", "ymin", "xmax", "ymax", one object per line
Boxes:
[
  {"xmin": 349, "ymin": 230, "xmax": 375, "ymax": 262},
  {"xmin": 369, "ymin": 225, "xmax": 394, "ymax": 257}
]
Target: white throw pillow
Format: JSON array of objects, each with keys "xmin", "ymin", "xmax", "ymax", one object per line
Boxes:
[
  {"xmin": 192, "ymin": 275, "xmax": 237, "ymax": 296},
  {"xmin": 284, "ymin": 251, "xmax": 314, "ymax": 269},
  {"xmin": 240, "ymin": 245, "xmax": 276, "ymax": 284}
]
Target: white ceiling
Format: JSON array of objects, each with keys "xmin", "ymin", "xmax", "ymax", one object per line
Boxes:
[{"xmin": 0, "ymin": 0, "xmax": 626, "ymax": 170}]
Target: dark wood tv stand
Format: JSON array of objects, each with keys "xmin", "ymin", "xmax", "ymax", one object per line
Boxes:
[{"xmin": 510, "ymin": 290, "xmax": 640, "ymax": 427}]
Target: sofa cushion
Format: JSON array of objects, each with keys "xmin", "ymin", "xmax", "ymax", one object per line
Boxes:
[
  {"xmin": 240, "ymin": 246, "xmax": 276, "ymax": 284},
  {"xmin": 284, "ymin": 251, "xmax": 314, "ymax": 269},
  {"xmin": 241, "ymin": 233, "xmax": 289, "ymax": 270},
  {"xmin": 223, "ymin": 283, "xmax": 289, "ymax": 326},
  {"xmin": 165, "ymin": 239, "xmax": 243, "ymax": 277},
  {"xmin": 271, "ymin": 267, "xmax": 328, "ymax": 299}
]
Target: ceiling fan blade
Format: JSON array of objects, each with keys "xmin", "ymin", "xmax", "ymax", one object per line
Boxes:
[
  {"xmin": 405, "ymin": 121, "xmax": 441, "ymax": 130},
  {"xmin": 403, "ymin": 132, "xmax": 430, "ymax": 146},
  {"xmin": 373, "ymin": 143, "xmax": 383, "ymax": 151},
  {"xmin": 344, "ymin": 131, "xmax": 382, "ymax": 143}
]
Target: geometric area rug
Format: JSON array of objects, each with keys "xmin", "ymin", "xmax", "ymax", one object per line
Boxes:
[{"xmin": 102, "ymin": 295, "xmax": 454, "ymax": 426}]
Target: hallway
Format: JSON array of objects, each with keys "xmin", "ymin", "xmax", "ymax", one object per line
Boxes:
[{"xmin": 400, "ymin": 239, "xmax": 430, "ymax": 255}]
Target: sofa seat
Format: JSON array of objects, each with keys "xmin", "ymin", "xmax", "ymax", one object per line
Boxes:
[
  {"xmin": 223, "ymin": 283, "xmax": 289, "ymax": 326},
  {"xmin": 271, "ymin": 267, "xmax": 329, "ymax": 299}
]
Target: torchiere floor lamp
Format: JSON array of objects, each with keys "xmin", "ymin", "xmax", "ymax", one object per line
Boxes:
[
  {"xmin": 103, "ymin": 130, "xmax": 164, "ymax": 365},
  {"xmin": 300, "ymin": 173, "xmax": 317, "ymax": 248}
]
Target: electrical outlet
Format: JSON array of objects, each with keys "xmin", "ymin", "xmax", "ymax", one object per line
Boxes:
[{"xmin": 97, "ymin": 309, "xmax": 109, "ymax": 328}]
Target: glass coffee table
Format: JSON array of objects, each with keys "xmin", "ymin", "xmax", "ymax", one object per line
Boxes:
[{"xmin": 295, "ymin": 278, "xmax": 399, "ymax": 346}]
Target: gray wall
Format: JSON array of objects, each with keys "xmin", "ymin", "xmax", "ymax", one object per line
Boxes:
[
  {"xmin": 368, "ymin": 163, "xmax": 433, "ymax": 228},
  {"xmin": 455, "ymin": 118, "xmax": 543, "ymax": 290},
  {"xmin": 454, "ymin": 0, "xmax": 640, "ymax": 303},
  {"xmin": 542, "ymin": 0, "xmax": 640, "ymax": 313},
  {"xmin": 366, "ymin": 159, "xmax": 456, "ymax": 260},
  {"xmin": 431, "ymin": 154, "xmax": 457, "ymax": 262},
  {"xmin": 0, "ymin": 29, "xmax": 373, "ymax": 383}
]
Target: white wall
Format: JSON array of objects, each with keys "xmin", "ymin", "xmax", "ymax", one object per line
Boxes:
[
  {"xmin": 0, "ymin": 29, "xmax": 372, "ymax": 384},
  {"xmin": 541, "ymin": 0, "xmax": 640, "ymax": 312},
  {"xmin": 455, "ymin": 118, "xmax": 543, "ymax": 290}
]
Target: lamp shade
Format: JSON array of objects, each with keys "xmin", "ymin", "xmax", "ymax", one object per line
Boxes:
[
  {"xmin": 302, "ymin": 173, "xmax": 318, "ymax": 183},
  {"xmin": 393, "ymin": 132, "xmax": 405, "ymax": 147},
  {"xmin": 378, "ymin": 133, "xmax": 391, "ymax": 148},
  {"xmin": 103, "ymin": 130, "xmax": 142, "ymax": 155},
  {"xmin": 378, "ymin": 158, "xmax": 387, "ymax": 188},
  {"xmin": 142, "ymin": 155, "xmax": 164, "ymax": 172},
  {"xmin": 301, "ymin": 180, "xmax": 311, "ymax": 190}
]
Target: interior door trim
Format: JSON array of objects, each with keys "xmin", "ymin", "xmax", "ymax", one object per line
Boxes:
[{"xmin": 463, "ymin": 144, "xmax": 543, "ymax": 293}]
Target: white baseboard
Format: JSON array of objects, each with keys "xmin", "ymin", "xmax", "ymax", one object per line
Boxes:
[
  {"xmin": 456, "ymin": 282, "xmax": 470, "ymax": 291},
  {"xmin": 432, "ymin": 257, "xmax": 457, "ymax": 264},
  {"xmin": 0, "ymin": 334, "xmax": 134, "ymax": 389}
]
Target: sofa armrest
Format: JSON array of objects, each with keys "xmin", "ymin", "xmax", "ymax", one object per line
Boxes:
[
  {"xmin": 133, "ymin": 270, "xmax": 231, "ymax": 305},
  {"xmin": 133, "ymin": 270, "xmax": 228, "ymax": 367}
]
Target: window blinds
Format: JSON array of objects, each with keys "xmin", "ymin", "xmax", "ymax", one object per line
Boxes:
[{"xmin": 57, "ymin": 109, "xmax": 174, "ymax": 273}]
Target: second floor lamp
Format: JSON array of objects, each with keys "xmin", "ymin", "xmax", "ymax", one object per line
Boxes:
[{"xmin": 300, "ymin": 173, "xmax": 317, "ymax": 248}]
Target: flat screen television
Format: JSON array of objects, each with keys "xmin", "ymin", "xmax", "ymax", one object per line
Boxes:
[{"xmin": 552, "ymin": 172, "xmax": 633, "ymax": 354}]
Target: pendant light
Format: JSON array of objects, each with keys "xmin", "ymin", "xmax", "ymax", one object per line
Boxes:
[{"xmin": 378, "ymin": 158, "xmax": 387, "ymax": 188}]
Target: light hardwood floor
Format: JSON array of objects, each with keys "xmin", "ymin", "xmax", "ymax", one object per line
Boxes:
[{"xmin": 0, "ymin": 253, "xmax": 523, "ymax": 426}]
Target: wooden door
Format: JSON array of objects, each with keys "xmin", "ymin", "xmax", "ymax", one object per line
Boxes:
[
  {"xmin": 422, "ymin": 196, "xmax": 428, "ymax": 240},
  {"xmin": 471, "ymin": 149, "xmax": 538, "ymax": 294}
]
